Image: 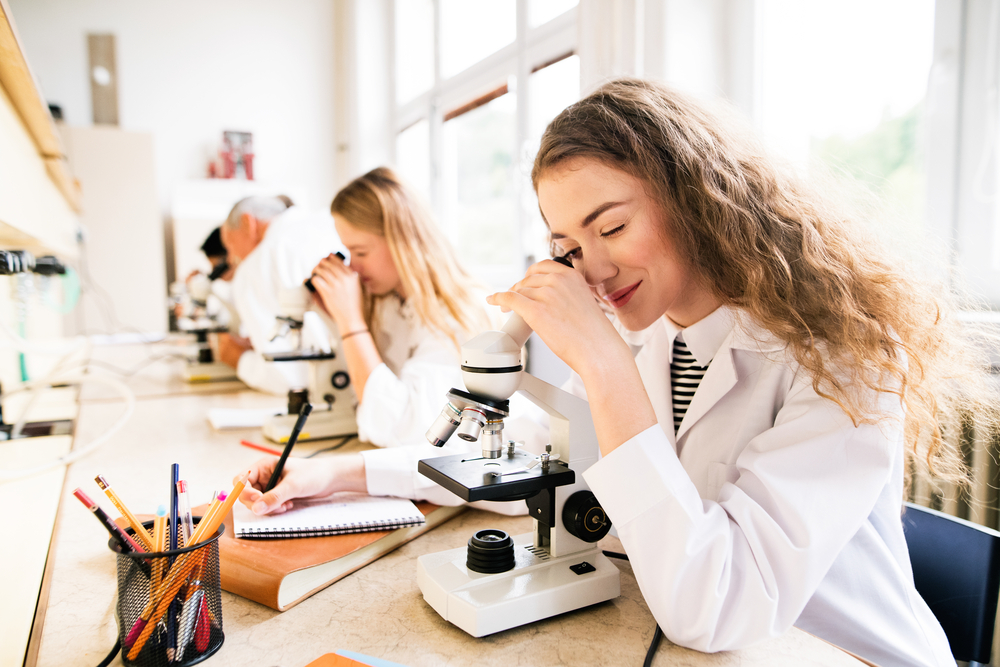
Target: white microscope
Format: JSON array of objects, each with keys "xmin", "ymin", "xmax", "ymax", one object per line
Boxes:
[
  {"xmin": 261, "ymin": 283, "xmax": 358, "ymax": 443},
  {"xmin": 171, "ymin": 272, "xmax": 239, "ymax": 383},
  {"xmin": 417, "ymin": 309, "xmax": 621, "ymax": 637}
]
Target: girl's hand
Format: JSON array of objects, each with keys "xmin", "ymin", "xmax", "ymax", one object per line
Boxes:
[
  {"xmin": 487, "ymin": 259, "xmax": 632, "ymax": 378},
  {"xmin": 236, "ymin": 454, "xmax": 366, "ymax": 515},
  {"xmin": 309, "ymin": 253, "xmax": 366, "ymax": 332}
]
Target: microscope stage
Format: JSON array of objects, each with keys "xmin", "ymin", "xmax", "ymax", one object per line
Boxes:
[
  {"xmin": 418, "ymin": 451, "xmax": 575, "ymax": 502},
  {"xmin": 262, "ymin": 350, "xmax": 337, "ymax": 362}
]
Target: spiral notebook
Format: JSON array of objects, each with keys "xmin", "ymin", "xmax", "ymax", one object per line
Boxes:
[{"xmin": 233, "ymin": 493, "xmax": 426, "ymax": 539}]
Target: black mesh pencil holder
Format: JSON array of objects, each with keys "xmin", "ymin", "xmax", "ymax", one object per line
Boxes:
[{"xmin": 109, "ymin": 519, "xmax": 225, "ymax": 667}]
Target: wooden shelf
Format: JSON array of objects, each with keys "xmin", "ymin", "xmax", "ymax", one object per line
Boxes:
[{"xmin": 0, "ymin": 0, "xmax": 80, "ymax": 258}]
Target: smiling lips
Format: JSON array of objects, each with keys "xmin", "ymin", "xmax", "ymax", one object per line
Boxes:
[{"xmin": 605, "ymin": 281, "xmax": 641, "ymax": 308}]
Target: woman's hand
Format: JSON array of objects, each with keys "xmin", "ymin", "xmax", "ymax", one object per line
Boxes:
[
  {"xmin": 488, "ymin": 259, "xmax": 657, "ymax": 456},
  {"xmin": 216, "ymin": 332, "xmax": 252, "ymax": 368},
  {"xmin": 235, "ymin": 454, "xmax": 366, "ymax": 515},
  {"xmin": 487, "ymin": 259, "xmax": 631, "ymax": 378},
  {"xmin": 309, "ymin": 253, "xmax": 366, "ymax": 332}
]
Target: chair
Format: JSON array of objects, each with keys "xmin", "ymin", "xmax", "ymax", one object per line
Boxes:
[{"xmin": 902, "ymin": 502, "xmax": 1000, "ymax": 665}]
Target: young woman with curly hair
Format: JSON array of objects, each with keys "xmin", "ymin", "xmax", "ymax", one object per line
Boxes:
[{"xmin": 488, "ymin": 78, "xmax": 994, "ymax": 667}]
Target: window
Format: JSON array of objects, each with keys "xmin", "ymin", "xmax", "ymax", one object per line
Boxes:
[
  {"xmin": 523, "ymin": 54, "xmax": 580, "ymax": 263},
  {"xmin": 529, "ymin": 0, "xmax": 578, "ymax": 28},
  {"xmin": 391, "ymin": 0, "xmax": 578, "ymax": 290},
  {"xmin": 394, "ymin": 0, "xmax": 434, "ymax": 104},
  {"xmin": 395, "ymin": 119, "xmax": 431, "ymax": 202},
  {"xmin": 439, "ymin": 0, "xmax": 516, "ymax": 79},
  {"xmin": 757, "ymin": 0, "xmax": 936, "ymax": 249},
  {"xmin": 442, "ymin": 88, "xmax": 517, "ymax": 268}
]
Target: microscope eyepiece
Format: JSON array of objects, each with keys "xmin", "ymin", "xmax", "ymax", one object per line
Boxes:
[{"xmin": 304, "ymin": 251, "xmax": 346, "ymax": 293}]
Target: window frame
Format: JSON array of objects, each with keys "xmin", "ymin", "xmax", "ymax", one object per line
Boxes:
[{"xmin": 389, "ymin": 0, "xmax": 578, "ymax": 287}]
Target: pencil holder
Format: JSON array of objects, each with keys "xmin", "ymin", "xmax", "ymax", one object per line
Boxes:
[{"xmin": 109, "ymin": 518, "xmax": 225, "ymax": 667}]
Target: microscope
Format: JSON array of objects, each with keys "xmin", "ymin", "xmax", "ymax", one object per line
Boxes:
[
  {"xmin": 417, "ymin": 309, "xmax": 621, "ymax": 637},
  {"xmin": 261, "ymin": 283, "xmax": 357, "ymax": 443},
  {"xmin": 171, "ymin": 272, "xmax": 238, "ymax": 383}
]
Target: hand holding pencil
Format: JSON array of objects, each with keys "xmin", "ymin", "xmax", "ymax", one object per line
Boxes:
[{"xmin": 237, "ymin": 454, "xmax": 368, "ymax": 515}]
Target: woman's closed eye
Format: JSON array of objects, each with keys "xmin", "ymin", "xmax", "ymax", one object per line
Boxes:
[{"xmin": 600, "ymin": 223, "xmax": 626, "ymax": 238}]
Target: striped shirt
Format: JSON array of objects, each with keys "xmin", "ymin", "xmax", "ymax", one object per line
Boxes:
[{"xmin": 671, "ymin": 336, "xmax": 710, "ymax": 432}]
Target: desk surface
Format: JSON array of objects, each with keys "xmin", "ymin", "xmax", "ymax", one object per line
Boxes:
[{"xmin": 31, "ymin": 383, "xmax": 865, "ymax": 667}]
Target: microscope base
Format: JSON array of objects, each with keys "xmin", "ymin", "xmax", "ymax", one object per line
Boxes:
[
  {"xmin": 183, "ymin": 361, "xmax": 238, "ymax": 383},
  {"xmin": 417, "ymin": 533, "xmax": 620, "ymax": 637},
  {"xmin": 262, "ymin": 408, "xmax": 357, "ymax": 443}
]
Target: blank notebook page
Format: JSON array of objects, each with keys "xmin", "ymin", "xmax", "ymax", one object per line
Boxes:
[{"xmin": 233, "ymin": 493, "xmax": 426, "ymax": 539}]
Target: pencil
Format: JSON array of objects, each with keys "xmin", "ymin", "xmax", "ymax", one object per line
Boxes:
[
  {"xmin": 239, "ymin": 439, "xmax": 283, "ymax": 456},
  {"xmin": 94, "ymin": 475, "xmax": 155, "ymax": 551},
  {"xmin": 264, "ymin": 403, "xmax": 312, "ymax": 493},
  {"xmin": 72, "ymin": 488, "xmax": 146, "ymax": 554},
  {"xmin": 152, "ymin": 505, "xmax": 167, "ymax": 591}
]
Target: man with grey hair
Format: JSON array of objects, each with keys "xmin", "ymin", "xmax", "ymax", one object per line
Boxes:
[{"xmin": 218, "ymin": 195, "xmax": 344, "ymax": 394}]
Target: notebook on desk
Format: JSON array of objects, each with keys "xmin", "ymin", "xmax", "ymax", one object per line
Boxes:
[
  {"xmin": 207, "ymin": 500, "xmax": 465, "ymax": 611},
  {"xmin": 232, "ymin": 494, "xmax": 426, "ymax": 538}
]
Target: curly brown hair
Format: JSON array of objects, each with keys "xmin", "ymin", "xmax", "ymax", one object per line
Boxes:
[{"xmin": 533, "ymin": 77, "xmax": 998, "ymax": 488}]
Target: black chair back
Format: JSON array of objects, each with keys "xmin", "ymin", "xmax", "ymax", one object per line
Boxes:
[{"xmin": 902, "ymin": 502, "xmax": 1000, "ymax": 664}]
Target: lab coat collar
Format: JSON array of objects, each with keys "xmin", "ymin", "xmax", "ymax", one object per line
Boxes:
[
  {"xmin": 665, "ymin": 307, "xmax": 734, "ymax": 367},
  {"xmin": 666, "ymin": 307, "xmax": 785, "ymax": 442}
]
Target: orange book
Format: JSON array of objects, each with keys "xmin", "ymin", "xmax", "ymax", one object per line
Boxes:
[{"xmin": 196, "ymin": 502, "xmax": 465, "ymax": 611}]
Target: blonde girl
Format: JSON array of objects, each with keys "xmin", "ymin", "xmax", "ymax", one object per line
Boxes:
[{"xmin": 239, "ymin": 167, "xmax": 495, "ymax": 511}]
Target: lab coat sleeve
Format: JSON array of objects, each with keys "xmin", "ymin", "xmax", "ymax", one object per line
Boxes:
[
  {"xmin": 236, "ymin": 348, "xmax": 306, "ymax": 394},
  {"xmin": 583, "ymin": 372, "xmax": 899, "ymax": 652},
  {"xmin": 354, "ymin": 333, "xmax": 465, "ymax": 448}
]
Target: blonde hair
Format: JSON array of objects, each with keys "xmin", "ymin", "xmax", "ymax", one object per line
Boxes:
[
  {"xmin": 331, "ymin": 167, "xmax": 490, "ymax": 348},
  {"xmin": 533, "ymin": 77, "xmax": 999, "ymax": 488}
]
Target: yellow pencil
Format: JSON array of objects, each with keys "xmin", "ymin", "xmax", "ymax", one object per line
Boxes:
[
  {"xmin": 95, "ymin": 475, "xmax": 155, "ymax": 551},
  {"xmin": 151, "ymin": 506, "xmax": 167, "ymax": 591}
]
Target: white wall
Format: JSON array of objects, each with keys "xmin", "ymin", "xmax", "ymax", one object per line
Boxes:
[{"xmin": 7, "ymin": 0, "xmax": 340, "ymax": 218}]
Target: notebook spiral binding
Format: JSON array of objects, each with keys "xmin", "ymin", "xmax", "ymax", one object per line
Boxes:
[{"xmin": 238, "ymin": 517, "xmax": 426, "ymax": 539}]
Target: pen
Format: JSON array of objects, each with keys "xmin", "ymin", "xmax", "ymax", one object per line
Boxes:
[
  {"xmin": 176, "ymin": 588, "xmax": 203, "ymax": 661},
  {"xmin": 169, "ymin": 464, "xmax": 180, "ymax": 552},
  {"xmin": 94, "ymin": 474, "xmax": 155, "ymax": 551},
  {"xmin": 72, "ymin": 488, "xmax": 146, "ymax": 554},
  {"xmin": 195, "ymin": 595, "xmax": 211, "ymax": 652},
  {"xmin": 177, "ymin": 480, "xmax": 195, "ymax": 544},
  {"xmin": 264, "ymin": 403, "xmax": 312, "ymax": 493},
  {"xmin": 168, "ymin": 464, "xmax": 180, "ymax": 662},
  {"xmin": 239, "ymin": 439, "xmax": 283, "ymax": 456}
]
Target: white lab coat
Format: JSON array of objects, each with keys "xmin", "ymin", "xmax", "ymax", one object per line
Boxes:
[
  {"xmin": 581, "ymin": 307, "xmax": 953, "ymax": 667},
  {"xmin": 360, "ymin": 295, "xmax": 540, "ymax": 514},
  {"xmin": 231, "ymin": 206, "xmax": 344, "ymax": 394}
]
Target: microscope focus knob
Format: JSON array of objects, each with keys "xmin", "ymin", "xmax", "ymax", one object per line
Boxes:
[
  {"xmin": 562, "ymin": 490, "xmax": 612, "ymax": 543},
  {"xmin": 331, "ymin": 371, "xmax": 350, "ymax": 390}
]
